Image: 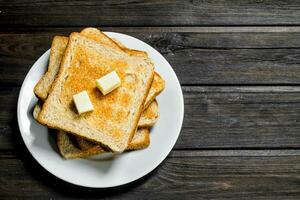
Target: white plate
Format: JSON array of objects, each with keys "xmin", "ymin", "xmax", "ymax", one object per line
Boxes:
[{"xmin": 17, "ymin": 32, "xmax": 184, "ymax": 188}]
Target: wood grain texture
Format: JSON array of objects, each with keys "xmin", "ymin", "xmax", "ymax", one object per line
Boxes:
[
  {"xmin": 2, "ymin": 0, "xmax": 300, "ymax": 26},
  {"xmin": 2, "ymin": 86, "xmax": 300, "ymax": 150},
  {"xmin": 179, "ymin": 86, "xmax": 300, "ymax": 149},
  {"xmin": 1, "ymin": 1, "xmax": 300, "ymax": 198},
  {"xmin": 0, "ymin": 87, "xmax": 19, "ymax": 151},
  {"xmin": 0, "ymin": 150, "xmax": 299, "ymax": 199},
  {"xmin": 2, "ymin": 29, "xmax": 300, "ymax": 85}
]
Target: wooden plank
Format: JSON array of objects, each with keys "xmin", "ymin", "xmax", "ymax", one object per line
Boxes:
[
  {"xmin": 0, "ymin": 87, "xmax": 18, "ymax": 151},
  {"xmin": 2, "ymin": 1, "xmax": 300, "ymax": 26},
  {"xmin": 178, "ymin": 86, "xmax": 300, "ymax": 149},
  {"xmin": 5, "ymin": 26, "xmax": 300, "ymax": 33},
  {"xmin": 3, "ymin": 29, "xmax": 300, "ymax": 85},
  {"xmin": 0, "ymin": 150, "xmax": 299, "ymax": 199},
  {"xmin": 2, "ymin": 86, "xmax": 300, "ymax": 150}
]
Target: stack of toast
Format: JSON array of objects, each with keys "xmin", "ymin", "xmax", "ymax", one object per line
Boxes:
[{"xmin": 33, "ymin": 28, "xmax": 165, "ymax": 159}]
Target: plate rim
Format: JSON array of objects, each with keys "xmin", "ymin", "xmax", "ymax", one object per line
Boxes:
[{"xmin": 17, "ymin": 32, "xmax": 184, "ymax": 188}]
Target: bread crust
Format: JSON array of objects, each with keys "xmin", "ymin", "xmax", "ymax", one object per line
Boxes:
[
  {"xmin": 58, "ymin": 128, "xmax": 150, "ymax": 159},
  {"xmin": 38, "ymin": 32, "xmax": 154, "ymax": 152},
  {"xmin": 127, "ymin": 128, "xmax": 150, "ymax": 150},
  {"xmin": 126, "ymin": 69, "xmax": 154, "ymax": 145},
  {"xmin": 138, "ymin": 100, "xmax": 159, "ymax": 127},
  {"xmin": 144, "ymin": 72, "xmax": 165, "ymax": 109},
  {"xmin": 57, "ymin": 131, "xmax": 106, "ymax": 159},
  {"xmin": 34, "ymin": 36, "xmax": 68, "ymax": 100},
  {"xmin": 81, "ymin": 27, "xmax": 149, "ymax": 58}
]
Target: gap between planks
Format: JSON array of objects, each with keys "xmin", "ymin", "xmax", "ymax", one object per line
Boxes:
[
  {"xmin": 4, "ymin": 26, "xmax": 300, "ymax": 33},
  {"xmin": 1, "ymin": 149, "xmax": 300, "ymax": 159}
]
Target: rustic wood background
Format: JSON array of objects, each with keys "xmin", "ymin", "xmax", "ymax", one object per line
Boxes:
[{"xmin": 1, "ymin": 0, "xmax": 300, "ymax": 199}]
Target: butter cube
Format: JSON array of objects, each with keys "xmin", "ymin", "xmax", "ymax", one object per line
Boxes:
[
  {"xmin": 96, "ymin": 71, "xmax": 121, "ymax": 95},
  {"xmin": 73, "ymin": 91, "xmax": 94, "ymax": 114}
]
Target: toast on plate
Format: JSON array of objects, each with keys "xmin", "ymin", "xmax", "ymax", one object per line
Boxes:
[
  {"xmin": 34, "ymin": 28, "xmax": 165, "ymax": 109},
  {"xmin": 72, "ymin": 99, "xmax": 158, "ymax": 156},
  {"xmin": 80, "ymin": 28, "xmax": 165, "ymax": 109},
  {"xmin": 37, "ymin": 32, "xmax": 154, "ymax": 152},
  {"xmin": 34, "ymin": 36, "xmax": 69, "ymax": 100},
  {"xmin": 136, "ymin": 99, "xmax": 159, "ymax": 127},
  {"xmin": 32, "ymin": 30, "xmax": 161, "ymax": 158},
  {"xmin": 58, "ymin": 128, "xmax": 150, "ymax": 159},
  {"xmin": 34, "ymin": 98, "xmax": 159, "ymax": 128},
  {"xmin": 33, "ymin": 103, "xmax": 151, "ymax": 158},
  {"xmin": 33, "ymin": 28, "xmax": 164, "ymax": 157}
]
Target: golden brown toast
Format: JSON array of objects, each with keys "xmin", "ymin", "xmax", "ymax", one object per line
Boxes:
[
  {"xmin": 57, "ymin": 131, "xmax": 105, "ymax": 159},
  {"xmin": 34, "ymin": 98, "xmax": 159, "ymax": 128},
  {"xmin": 37, "ymin": 32, "xmax": 154, "ymax": 152},
  {"xmin": 34, "ymin": 28, "xmax": 164, "ymax": 156},
  {"xmin": 80, "ymin": 28, "xmax": 165, "ymax": 109},
  {"xmin": 58, "ymin": 128, "xmax": 150, "ymax": 159},
  {"xmin": 33, "ymin": 103, "xmax": 151, "ymax": 159},
  {"xmin": 34, "ymin": 36, "xmax": 69, "ymax": 100},
  {"xmin": 34, "ymin": 29, "xmax": 165, "ymax": 109},
  {"xmin": 81, "ymin": 28, "xmax": 148, "ymax": 57},
  {"xmin": 75, "ymin": 100, "xmax": 158, "ymax": 155},
  {"xmin": 135, "ymin": 99, "xmax": 159, "ymax": 127},
  {"xmin": 144, "ymin": 73, "xmax": 165, "ymax": 109},
  {"xmin": 32, "ymin": 38, "xmax": 160, "ymax": 128},
  {"xmin": 73, "ymin": 29, "xmax": 160, "ymax": 155}
]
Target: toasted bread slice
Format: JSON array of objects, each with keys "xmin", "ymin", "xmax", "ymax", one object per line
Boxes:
[
  {"xmin": 126, "ymin": 128, "xmax": 150, "ymax": 150},
  {"xmin": 34, "ymin": 99, "xmax": 159, "ymax": 127},
  {"xmin": 76, "ymin": 100, "xmax": 159, "ymax": 153},
  {"xmin": 58, "ymin": 128, "xmax": 150, "ymax": 159},
  {"xmin": 33, "ymin": 100, "xmax": 42, "ymax": 120},
  {"xmin": 77, "ymin": 129, "xmax": 150, "ymax": 153},
  {"xmin": 76, "ymin": 136, "xmax": 96, "ymax": 150},
  {"xmin": 38, "ymin": 33, "xmax": 154, "ymax": 152},
  {"xmin": 80, "ymin": 28, "xmax": 165, "ymax": 109},
  {"xmin": 81, "ymin": 28, "xmax": 148, "ymax": 57},
  {"xmin": 34, "ymin": 28, "xmax": 161, "ymax": 155},
  {"xmin": 34, "ymin": 28, "xmax": 164, "ymax": 108},
  {"xmin": 34, "ymin": 103, "xmax": 151, "ymax": 158},
  {"xmin": 137, "ymin": 99, "xmax": 159, "ymax": 127},
  {"xmin": 76, "ymin": 100, "xmax": 158, "ymax": 152},
  {"xmin": 57, "ymin": 131, "xmax": 105, "ymax": 159},
  {"xmin": 34, "ymin": 36, "xmax": 69, "ymax": 100},
  {"xmin": 34, "ymin": 30, "xmax": 161, "ymax": 128},
  {"xmin": 75, "ymin": 128, "xmax": 150, "ymax": 158},
  {"xmin": 33, "ymin": 30, "xmax": 160, "ymax": 157},
  {"xmin": 144, "ymin": 72, "xmax": 165, "ymax": 109}
]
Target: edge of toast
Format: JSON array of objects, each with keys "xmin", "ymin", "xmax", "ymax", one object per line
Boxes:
[{"xmin": 38, "ymin": 32, "xmax": 154, "ymax": 152}]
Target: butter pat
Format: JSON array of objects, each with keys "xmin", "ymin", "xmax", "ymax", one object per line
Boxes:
[
  {"xmin": 96, "ymin": 71, "xmax": 121, "ymax": 95},
  {"xmin": 73, "ymin": 91, "xmax": 94, "ymax": 114}
]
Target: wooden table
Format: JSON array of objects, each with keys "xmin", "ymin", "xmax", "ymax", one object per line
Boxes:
[{"xmin": 1, "ymin": 1, "xmax": 300, "ymax": 199}]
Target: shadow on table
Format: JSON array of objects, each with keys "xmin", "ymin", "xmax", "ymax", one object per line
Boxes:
[{"xmin": 11, "ymin": 115, "xmax": 156, "ymax": 198}]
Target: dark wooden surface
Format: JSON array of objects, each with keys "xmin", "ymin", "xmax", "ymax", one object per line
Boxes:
[
  {"xmin": 1, "ymin": 1, "xmax": 300, "ymax": 199},
  {"xmin": 3, "ymin": 0, "xmax": 300, "ymax": 26}
]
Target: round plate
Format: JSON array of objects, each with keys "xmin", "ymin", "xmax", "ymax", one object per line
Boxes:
[{"xmin": 17, "ymin": 32, "xmax": 184, "ymax": 188}]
